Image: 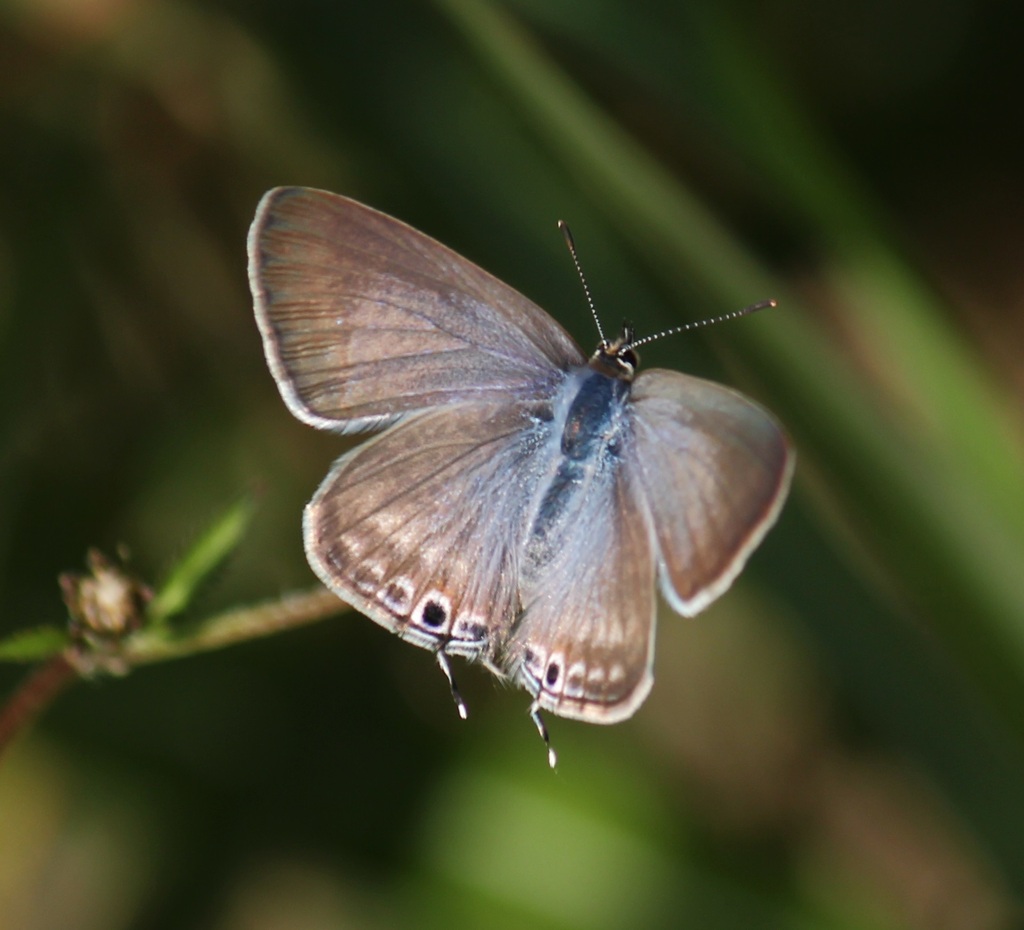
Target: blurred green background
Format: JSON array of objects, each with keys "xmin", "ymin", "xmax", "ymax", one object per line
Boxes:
[{"xmin": 2, "ymin": 0, "xmax": 1024, "ymax": 927}]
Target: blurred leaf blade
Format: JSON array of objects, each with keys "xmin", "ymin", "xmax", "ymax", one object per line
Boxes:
[
  {"xmin": 0, "ymin": 626, "xmax": 68, "ymax": 663},
  {"xmin": 147, "ymin": 495, "xmax": 256, "ymax": 626}
]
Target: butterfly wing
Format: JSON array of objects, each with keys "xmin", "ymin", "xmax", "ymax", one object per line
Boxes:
[
  {"xmin": 627, "ymin": 369, "xmax": 794, "ymax": 616},
  {"xmin": 303, "ymin": 398, "xmax": 557, "ymax": 660},
  {"xmin": 248, "ymin": 187, "xmax": 585, "ymax": 432},
  {"xmin": 501, "ymin": 444, "xmax": 657, "ymax": 724}
]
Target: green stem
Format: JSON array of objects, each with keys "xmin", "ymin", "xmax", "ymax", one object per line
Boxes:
[{"xmin": 124, "ymin": 586, "xmax": 345, "ymax": 665}]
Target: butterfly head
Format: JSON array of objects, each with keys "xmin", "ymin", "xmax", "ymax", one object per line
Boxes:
[{"xmin": 590, "ymin": 325, "xmax": 639, "ymax": 381}]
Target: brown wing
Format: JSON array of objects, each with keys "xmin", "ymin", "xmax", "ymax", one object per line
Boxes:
[
  {"xmin": 501, "ymin": 449, "xmax": 657, "ymax": 724},
  {"xmin": 248, "ymin": 187, "xmax": 585, "ymax": 432},
  {"xmin": 303, "ymin": 400, "xmax": 553, "ymax": 661},
  {"xmin": 626, "ymin": 369, "xmax": 793, "ymax": 616}
]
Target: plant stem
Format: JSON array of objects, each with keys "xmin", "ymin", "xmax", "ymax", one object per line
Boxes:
[
  {"xmin": 0, "ymin": 654, "xmax": 76, "ymax": 760},
  {"xmin": 123, "ymin": 586, "xmax": 345, "ymax": 665}
]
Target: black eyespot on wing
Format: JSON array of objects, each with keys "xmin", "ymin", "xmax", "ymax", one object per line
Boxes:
[
  {"xmin": 545, "ymin": 661, "xmax": 560, "ymax": 687},
  {"xmin": 422, "ymin": 600, "xmax": 447, "ymax": 627}
]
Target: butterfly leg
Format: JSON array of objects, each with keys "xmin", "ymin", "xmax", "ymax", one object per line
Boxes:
[
  {"xmin": 435, "ymin": 651, "xmax": 469, "ymax": 720},
  {"xmin": 529, "ymin": 701, "xmax": 558, "ymax": 770}
]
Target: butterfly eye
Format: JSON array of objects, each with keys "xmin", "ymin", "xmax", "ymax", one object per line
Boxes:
[{"xmin": 589, "ymin": 339, "xmax": 638, "ymax": 380}]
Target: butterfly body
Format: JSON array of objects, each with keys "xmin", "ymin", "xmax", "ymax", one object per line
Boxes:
[
  {"xmin": 249, "ymin": 186, "xmax": 793, "ymax": 732},
  {"xmin": 523, "ymin": 361, "xmax": 628, "ymax": 570}
]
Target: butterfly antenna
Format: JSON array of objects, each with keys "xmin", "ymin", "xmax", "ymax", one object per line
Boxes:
[
  {"xmin": 529, "ymin": 701, "xmax": 558, "ymax": 770},
  {"xmin": 626, "ymin": 299, "xmax": 777, "ymax": 351},
  {"xmin": 436, "ymin": 652, "xmax": 468, "ymax": 720},
  {"xmin": 558, "ymin": 220, "xmax": 605, "ymax": 343}
]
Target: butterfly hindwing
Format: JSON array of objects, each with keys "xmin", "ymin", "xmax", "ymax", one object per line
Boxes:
[
  {"xmin": 501, "ymin": 417, "xmax": 657, "ymax": 724},
  {"xmin": 626, "ymin": 369, "xmax": 793, "ymax": 616},
  {"xmin": 303, "ymin": 398, "xmax": 559, "ymax": 661}
]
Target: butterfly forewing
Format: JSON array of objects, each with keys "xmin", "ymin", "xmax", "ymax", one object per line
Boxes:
[
  {"xmin": 627, "ymin": 369, "xmax": 794, "ymax": 616},
  {"xmin": 249, "ymin": 187, "xmax": 585, "ymax": 432}
]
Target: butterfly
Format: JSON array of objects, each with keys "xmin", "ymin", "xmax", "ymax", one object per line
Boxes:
[{"xmin": 248, "ymin": 186, "xmax": 793, "ymax": 764}]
